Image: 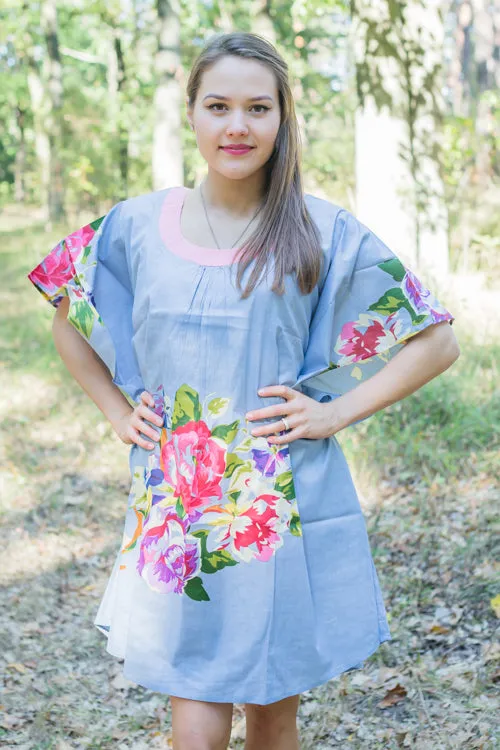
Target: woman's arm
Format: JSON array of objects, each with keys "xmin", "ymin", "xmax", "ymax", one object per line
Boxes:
[
  {"xmin": 326, "ymin": 320, "xmax": 460, "ymax": 435},
  {"xmin": 52, "ymin": 298, "xmax": 162, "ymax": 448}
]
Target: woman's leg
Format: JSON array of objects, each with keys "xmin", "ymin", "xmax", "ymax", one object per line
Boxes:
[
  {"xmin": 170, "ymin": 696, "xmax": 233, "ymax": 750},
  {"xmin": 244, "ymin": 694, "xmax": 301, "ymax": 750}
]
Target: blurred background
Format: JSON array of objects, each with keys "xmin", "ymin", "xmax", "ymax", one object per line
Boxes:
[{"xmin": 1, "ymin": 2, "xmax": 499, "ymax": 749}]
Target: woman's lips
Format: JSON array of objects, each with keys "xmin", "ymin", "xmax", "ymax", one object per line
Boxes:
[{"xmin": 220, "ymin": 146, "xmax": 254, "ymax": 155}]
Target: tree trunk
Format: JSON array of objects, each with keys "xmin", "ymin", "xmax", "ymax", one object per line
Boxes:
[
  {"xmin": 14, "ymin": 107, "xmax": 26, "ymax": 203},
  {"xmin": 152, "ymin": 0, "xmax": 183, "ymax": 190},
  {"xmin": 41, "ymin": 0, "xmax": 65, "ymax": 222},
  {"xmin": 27, "ymin": 57, "xmax": 51, "ymax": 220}
]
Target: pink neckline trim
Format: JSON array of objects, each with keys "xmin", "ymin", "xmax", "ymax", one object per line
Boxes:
[{"xmin": 159, "ymin": 186, "xmax": 242, "ymax": 266}]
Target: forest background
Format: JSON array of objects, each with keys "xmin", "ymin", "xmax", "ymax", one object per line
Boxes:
[{"xmin": 1, "ymin": 1, "xmax": 499, "ymax": 748}]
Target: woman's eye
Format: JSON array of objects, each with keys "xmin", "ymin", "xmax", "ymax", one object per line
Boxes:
[{"xmin": 207, "ymin": 103, "xmax": 270, "ymax": 113}]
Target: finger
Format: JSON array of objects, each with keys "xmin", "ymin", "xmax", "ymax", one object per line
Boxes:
[
  {"xmin": 140, "ymin": 390, "xmax": 155, "ymax": 408},
  {"xmin": 129, "ymin": 426, "xmax": 156, "ymax": 451},
  {"xmin": 267, "ymin": 427, "xmax": 302, "ymax": 445},
  {"xmin": 137, "ymin": 403, "xmax": 163, "ymax": 426},
  {"xmin": 246, "ymin": 404, "xmax": 293, "ymax": 422},
  {"xmin": 131, "ymin": 415, "xmax": 161, "ymax": 442},
  {"xmin": 249, "ymin": 417, "xmax": 294, "ymax": 438},
  {"xmin": 257, "ymin": 385, "xmax": 295, "ymax": 400}
]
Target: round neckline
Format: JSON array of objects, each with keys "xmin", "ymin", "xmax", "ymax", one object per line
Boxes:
[{"xmin": 159, "ymin": 186, "xmax": 243, "ymax": 267}]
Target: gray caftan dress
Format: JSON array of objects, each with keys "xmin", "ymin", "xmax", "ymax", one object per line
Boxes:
[{"xmin": 28, "ymin": 185, "xmax": 454, "ymax": 704}]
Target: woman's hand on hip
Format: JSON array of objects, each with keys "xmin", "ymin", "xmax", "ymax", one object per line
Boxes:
[
  {"xmin": 113, "ymin": 391, "xmax": 163, "ymax": 450},
  {"xmin": 245, "ymin": 385, "xmax": 338, "ymax": 445}
]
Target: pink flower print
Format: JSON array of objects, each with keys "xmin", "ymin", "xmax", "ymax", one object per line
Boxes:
[
  {"xmin": 204, "ymin": 492, "xmax": 287, "ymax": 563},
  {"xmin": 161, "ymin": 420, "xmax": 226, "ymax": 522},
  {"xmin": 64, "ymin": 224, "xmax": 97, "ymax": 260},
  {"xmin": 28, "ymin": 244, "xmax": 74, "ymax": 296},
  {"xmin": 234, "ymin": 494, "xmax": 283, "ymax": 562},
  {"xmin": 137, "ymin": 507, "xmax": 201, "ymax": 594},
  {"xmin": 336, "ymin": 314, "xmax": 398, "ymax": 364}
]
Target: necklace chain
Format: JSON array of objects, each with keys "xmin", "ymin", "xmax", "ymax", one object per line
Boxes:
[{"xmin": 199, "ymin": 181, "xmax": 263, "ymax": 250}]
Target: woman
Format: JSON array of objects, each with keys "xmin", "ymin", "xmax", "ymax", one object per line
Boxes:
[{"xmin": 28, "ymin": 31, "xmax": 459, "ymax": 750}]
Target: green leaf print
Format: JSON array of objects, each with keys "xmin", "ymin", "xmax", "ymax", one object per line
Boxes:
[
  {"xmin": 192, "ymin": 530, "xmax": 238, "ymax": 575},
  {"xmin": 184, "ymin": 576, "xmax": 210, "ymax": 602},
  {"xmin": 227, "ymin": 460, "xmax": 253, "ymax": 490},
  {"xmin": 412, "ymin": 314, "xmax": 429, "ymax": 325},
  {"xmin": 368, "ymin": 287, "xmax": 407, "ymax": 315},
  {"xmin": 175, "ymin": 497, "xmax": 185, "ymax": 519},
  {"xmin": 68, "ymin": 299, "xmax": 95, "ymax": 339},
  {"xmin": 81, "ymin": 244, "xmax": 95, "ymax": 264},
  {"xmin": 369, "ymin": 287, "xmax": 424, "ymax": 324},
  {"xmin": 172, "ymin": 384, "xmax": 202, "ymax": 430},
  {"xmin": 274, "ymin": 470, "xmax": 296, "ymax": 501},
  {"xmin": 202, "ymin": 550, "xmax": 238, "ymax": 574},
  {"xmin": 89, "ymin": 216, "xmax": 105, "ymax": 232},
  {"xmin": 211, "ymin": 420, "xmax": 240, "ymax": 444},
  {"xmin": 289, "ymin": 511, "xmax": 302, "ymax": 537},
  {"xmin": 207, "ymin": 397, "xmax": 229, "ymax": 416},
  {"xmin": 224, "ymin": 452, "xmax": 245, "ymax": 479},
  {"xmin": 378, "ymin": 258, "xmax": 406, "ymax": 282}
]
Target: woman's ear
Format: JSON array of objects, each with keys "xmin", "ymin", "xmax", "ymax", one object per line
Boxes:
[{"xmin": 186, "ymin": 99, "xmax": 194, "ymax": 131}]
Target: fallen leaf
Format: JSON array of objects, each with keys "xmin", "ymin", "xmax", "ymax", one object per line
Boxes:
[
  {"xmin": 490, "ymin": 594, "xmax": 500, "ymax": 618},
  {"xmin": 6, "ymin": 662, "xmax": 28, "ymax": 674},
  {"xmin": 429, "ymin": 624, "xmax": 451, "ymax": 635},
  {"xmin": 377, "ymin": 683, "xmax": 407, "ymax": 709}
]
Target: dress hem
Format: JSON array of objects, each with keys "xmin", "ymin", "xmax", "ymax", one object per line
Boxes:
[{"xmin": 95, "ymin": 625, "xmax": 392, "ymax": 705}]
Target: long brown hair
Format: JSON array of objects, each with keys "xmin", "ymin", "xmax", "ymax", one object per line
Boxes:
[{"xmin": 186, "ymin": 32, "xmax": 323, "ymax": 299}]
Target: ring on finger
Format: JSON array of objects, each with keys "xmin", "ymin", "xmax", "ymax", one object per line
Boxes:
[{"xmin": 281, "ymin": 416, "xmax": 291, "ymax": 431}]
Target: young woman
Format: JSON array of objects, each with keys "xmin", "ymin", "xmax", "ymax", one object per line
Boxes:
[{"xmin": 28, "ymin": 31, "xmax": 459, "ymax": 750}]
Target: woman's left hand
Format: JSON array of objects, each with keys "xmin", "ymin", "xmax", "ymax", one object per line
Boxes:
[{"xmin": 245, "ymin": 385, "xmax": 335, "ymax": 444}]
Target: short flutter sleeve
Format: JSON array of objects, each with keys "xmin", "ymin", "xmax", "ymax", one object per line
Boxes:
[
  {"xmin": 27, "ymin": 202, "xmax": 144, "ymax": 404},
  {"xmin": 295, "ymin": 208, "xmax": 454, "ymax": 403}
]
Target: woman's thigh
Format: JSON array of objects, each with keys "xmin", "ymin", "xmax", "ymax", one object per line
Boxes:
[{"xmin": 170, "ymin": 696, "xmax": 233, "ymax": 750}]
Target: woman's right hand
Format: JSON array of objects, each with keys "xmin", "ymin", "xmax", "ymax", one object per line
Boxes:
[{"xmin": 114, "ymin": 391, "xmax": 164, "ymax": 450}]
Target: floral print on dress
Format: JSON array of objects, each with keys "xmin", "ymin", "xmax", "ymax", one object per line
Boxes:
[
  {"xmin": 28, "ymin": 216, "xmax": 111, "ymax": 349},
  {"xmin": 331, "ymin": 258, "xmax": 453, "ymax": 370},
  {"xmin": 120, "ymin": 383, "xmax": 302, "ymax": 602}
]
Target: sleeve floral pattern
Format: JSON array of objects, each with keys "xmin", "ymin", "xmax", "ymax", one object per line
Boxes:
[
  {"xmin": 295, "ymin": 209, "xmax": 455, "ymax": 401},
  {"xmin": 27, "ymin": 203, "xmax": 144, "ymax": 403}
]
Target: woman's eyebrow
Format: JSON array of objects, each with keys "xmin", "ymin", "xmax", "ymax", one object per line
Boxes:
[{"xmin": 202, "ymin": 93, "xmax": 274, "ymax": 102}]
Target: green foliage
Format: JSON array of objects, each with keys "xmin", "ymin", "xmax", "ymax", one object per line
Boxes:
[
  {"xmin": 339, "ymin": 334, "xmax": 500, "ymax": 481},
  {"xmin": 0, "ymin": 0, "xmax": 355, "ymax": 209}
]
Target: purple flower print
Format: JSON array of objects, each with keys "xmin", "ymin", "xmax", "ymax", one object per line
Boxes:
[
  {"xmin": 251, "ymin": 445, "xmax": 290, "ymax": 477},
  {"xmin": 403, "ymin": 270, "xmax": 453, "ymax": 324},
  {"xmin": 137, "ymin": 507, "xmax": 201, "ymax": 594},
  {"xmin": 147, "ymin": 468, "xmax": 164, "ymax": 487},
  {"xmin": 151, "ymin": 383, "xmax": 165, "ymax": 424}
]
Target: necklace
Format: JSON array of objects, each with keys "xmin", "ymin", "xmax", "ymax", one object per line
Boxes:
[{"xmin": 199, "ymin": 182, "xmax": 263, "ymax": 250}]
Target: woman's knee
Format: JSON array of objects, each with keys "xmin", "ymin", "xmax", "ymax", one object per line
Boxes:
[
  {"xmin": 170, "ymin": 696, "xmax": 233, "ymax": 750},
  {"xmin": 245, "ymin": 694, "xmax": 300, "ymax": 735}
]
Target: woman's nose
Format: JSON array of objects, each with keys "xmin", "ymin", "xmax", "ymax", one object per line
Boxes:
[{"xmin": 226, "ymin": 112, "xmax": 249, "ymax": 136}]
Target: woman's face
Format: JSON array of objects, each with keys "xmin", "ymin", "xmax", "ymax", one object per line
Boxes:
[{"xmin": 187, "ymin": 55, "xmax": 281, "ymax": 181}]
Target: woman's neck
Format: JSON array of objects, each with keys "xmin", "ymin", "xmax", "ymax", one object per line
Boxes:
[{"xmin": 200, "ymin": 169, "xmax": 266, "ymax": 218}]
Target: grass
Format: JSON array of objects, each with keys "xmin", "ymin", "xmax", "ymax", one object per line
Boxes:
[{"xmin": 338, "ymin": 332, "xmax": 500, "ymax": 483}]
